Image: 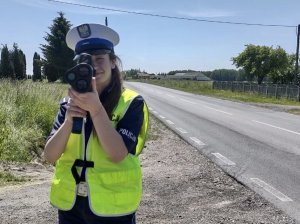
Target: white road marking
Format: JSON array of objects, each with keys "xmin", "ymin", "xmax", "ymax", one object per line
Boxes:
[
  {"xmin": 166, "ymin": 94, "xmax": 175, "ymax": 98},
  {"xmin": 148, "ymin": 107, "xmax": 153, "ymax": 110},
  {"xmin": 166, "ymin": 120, "xmax": 174, "ymax": 125},
  {"xmin": 252, "ymin": 120, "xmax": 300, "ymax": 136},
  {"xmin": 250, "ymin": 178, "xmax": 293, "ymax": 202},
  {"xmin": 152, "ymin": 110, "xmax": 158, "ymax": 114},
  {"xmin": 176, "ymin": 127, "xmax": 188, "ymax": 134},
  {"xmin": 203, "ymin": 105, "xmax": 233, "ymax": 115},
  {"xmin": 190, "ymin": 137, "xmax": 206, "ymax": 146},
  {"xmin": 179, "ymin": 98, "xmax": 197, "ymax": 104},
  {"xmin": 211, "ymin": 153, "xmax": 236, "ymax": 166},
  {"xmin": 159, "ymin": 115, "xmax": 165, "ymax": 119}
]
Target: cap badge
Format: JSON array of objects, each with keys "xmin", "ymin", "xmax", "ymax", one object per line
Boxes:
[{"xmin": 77, "ymin": 24, "xmax": 91, "ymax": 38}]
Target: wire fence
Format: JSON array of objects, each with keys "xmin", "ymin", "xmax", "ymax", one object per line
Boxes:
[{"xmin": 212, "ymin": 81, "xmax": 300, "ymax": 101}]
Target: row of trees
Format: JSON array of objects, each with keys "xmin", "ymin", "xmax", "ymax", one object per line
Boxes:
[
  {"xmin": 0, "ymin": 44, "xmax": 43, "ymax": 81},
  {"xmin": 0, "ymin": 12, "xmax": 74, "ymax": 82},
  {"xmin": 0, "ymin": 43, "xmax": 26, "ymax": 80},
  {"xmin": 202, "ymin": 69, "xmax": 246, "ymax": 81}
]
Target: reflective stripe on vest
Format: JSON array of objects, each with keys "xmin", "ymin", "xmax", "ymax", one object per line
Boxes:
[{"xmin": 50, "ymin": 88, "xmax": 149, "ymax": 216}]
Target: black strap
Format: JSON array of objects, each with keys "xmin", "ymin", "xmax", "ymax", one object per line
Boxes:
[{"xmin": 71, "ymin": 159, "xmax": 94, "ymax": 184}]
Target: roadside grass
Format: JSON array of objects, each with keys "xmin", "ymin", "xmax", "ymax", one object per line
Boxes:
[
  {"xmin": 135, "ymin": 79, "xmax": 300, "ymax": 110},
  {"xmin": 146, "ymin": 114, "xmax": 160, "ymax": 142},
  {"xmin": 0, "ymin": 79, "xmax": 67, "ymax": 162},
  {"xmin": 0, "ymin": 171, "xmax": 27, "ymax": 186},
  {"xmin": 289, "ymin": 109, "xmax": 300, "ymax": 115}
]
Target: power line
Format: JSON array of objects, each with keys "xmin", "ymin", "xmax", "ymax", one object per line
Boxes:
[{"xmin": 48, "ymin": 0, "xmax": 296, "ymax": 28}]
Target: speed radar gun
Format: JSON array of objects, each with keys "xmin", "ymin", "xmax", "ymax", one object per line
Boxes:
[{"xmin": 64, "ymin": 53, "xmax": 95, "ymax": 134}]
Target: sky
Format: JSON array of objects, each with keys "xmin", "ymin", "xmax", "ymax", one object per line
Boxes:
[{"xmin": 1, "ymin": 0, "xmax": 300, "ymax": 75}]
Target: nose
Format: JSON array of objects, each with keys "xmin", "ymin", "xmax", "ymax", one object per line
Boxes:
[{"xmin": 91, "ymin": 57, "xmax": 98, "ymax": 70}]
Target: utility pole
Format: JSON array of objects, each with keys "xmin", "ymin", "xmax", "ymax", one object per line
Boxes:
[
  {"xmin": 105, "ymin": 17, "xmax": 108, "ymax": 26},
  {"xmin": 294, "ymin": 24, "xmax": 300, "ymax": 85}
]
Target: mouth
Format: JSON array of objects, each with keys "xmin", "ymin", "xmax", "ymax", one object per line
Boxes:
[{"xmin": 95, "ymin": 72, "xmax": 104, "ymax": 77}]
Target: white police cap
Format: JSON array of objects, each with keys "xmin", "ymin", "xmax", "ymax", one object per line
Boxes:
[{"xmin": 66, "ymin": 23, "xmax": 119, "ymax": 55}]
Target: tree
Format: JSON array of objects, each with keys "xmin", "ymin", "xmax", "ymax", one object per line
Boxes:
[
  {"xmin": 267, "ymin": 47, "xmax": 290, "ymax": 84},
  {"xmin": 40, "ymin": 11, "xmax": 75, "ymax": 82},
  {"xmin": 232, "ymin": 44, "xmax": 290, "ymax": 84},
  {"xmin": 0, "ymin": 44, "xmax": 14, "ymax": 78},
  {"xmin": 20, "ymin": 50, "xmax": 27, "ymax": 77},
  {"xmin": 123, "ymin": 69, "xmax": 140, "ymax": 79},
  {"xmin": 33, "ymin": 52, "xmax": 42, "ymax": 81},
  {"xmin": 43, "ymin": 63, "xmax": 58, "ymax": 82},
  {"xmin": 12, "ymin": 43, "xmax": 26, "ymax": 80}
]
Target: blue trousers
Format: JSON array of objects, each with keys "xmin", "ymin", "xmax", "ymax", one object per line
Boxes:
[{"xmin": 58, "ymin": 196, "xmax": 136, "ymax": 224}]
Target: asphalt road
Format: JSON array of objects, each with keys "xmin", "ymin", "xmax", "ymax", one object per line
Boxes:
[{"xmin": 125, "ymin": 81, "xmax": 300, "ymax": 222}]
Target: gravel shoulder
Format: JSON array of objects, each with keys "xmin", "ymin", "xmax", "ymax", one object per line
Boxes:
[{"xmin": 0, "ymin": 115, "xmax": 297, "ymax": 224}]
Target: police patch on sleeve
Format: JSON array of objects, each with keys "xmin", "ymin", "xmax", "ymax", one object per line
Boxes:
[
  {"xmin": 77, "ymin": 24, "xmax": 91, "ymax": 38},
  {"xmin": 118, "ymin": 128, "xmax": 137, "ymax": 143}
]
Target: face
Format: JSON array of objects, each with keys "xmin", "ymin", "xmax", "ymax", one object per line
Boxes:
[{"xmin": 91, "ymin": 54, "xmax": 116, "ymax": 93}]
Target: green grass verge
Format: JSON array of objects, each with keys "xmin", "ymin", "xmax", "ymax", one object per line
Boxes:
[{"xmin": 0, "ymin": 79, "xmax": 67, "ymax": 162}]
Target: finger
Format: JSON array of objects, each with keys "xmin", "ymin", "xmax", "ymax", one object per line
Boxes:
[
  {"xmin": 68, "ymin": 107, "xmax": 87, "ymax": 117},
  {"xmin": 68, "ymin": 101, "xmax": 79, "ymax": 107},
  {"xmin": 91, "ymin": 77, "xmax": 97, "ymax": 92},
  {"xmin": 68, "ymin": 88, "xmax": 77, "ymax": 99},
  {"xmin": 70, "ymin": 105, "xmax": 86, "ymax": 114}
]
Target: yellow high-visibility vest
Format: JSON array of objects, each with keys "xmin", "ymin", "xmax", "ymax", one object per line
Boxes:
[{"xmin": 50, "ymin": 88, "xmax": 149, "ymax": 216}]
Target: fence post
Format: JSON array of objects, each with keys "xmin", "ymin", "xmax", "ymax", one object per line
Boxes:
[
  {"xmin": 298, "ymin": 86, "xmax": 300, "ymax": 102},
  {"xmin": 275, "ymin": 84, "xmax": 278, "ymax": 98}
]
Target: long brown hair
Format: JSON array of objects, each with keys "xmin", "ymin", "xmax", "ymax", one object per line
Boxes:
[{"xmin": 100, "ymin": 53, "xmax": 123, "ymax": 119}]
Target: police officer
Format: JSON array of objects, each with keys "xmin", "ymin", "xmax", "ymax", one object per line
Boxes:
[{"xmin": 44, "ymin": 23, "xmax": 149, "ymax": 224}]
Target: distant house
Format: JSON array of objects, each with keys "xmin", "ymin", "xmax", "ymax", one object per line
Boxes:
[
  {"xmin": 136, "ymin": 72, "xmax": 158, "ymax": 79},
  {"xmin": 165, "ymin": 72, "xmax": 211, "ymax": 81},
  {"xmin": 136, "ymin": 72, "xmax": 151, "ymax": 79}
]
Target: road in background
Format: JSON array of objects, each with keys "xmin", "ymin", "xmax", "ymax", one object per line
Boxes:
[{"xmin": 125, "ymin": 81, "xmax": 300, "ymax": 222}]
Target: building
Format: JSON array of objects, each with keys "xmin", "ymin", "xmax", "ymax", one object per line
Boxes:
[{"xmin": 165, "ymin": 72, "xmax": 211, "ymax": 81}]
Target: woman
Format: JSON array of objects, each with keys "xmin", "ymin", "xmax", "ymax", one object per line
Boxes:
[{"xmin": 44, "ymin": 23, "xmax": 149, "ymax": 224}]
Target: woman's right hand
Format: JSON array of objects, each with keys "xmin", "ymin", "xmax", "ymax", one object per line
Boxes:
[{"xmin": 65, "ymin": 98, "xmax": 87, "ymax": 124}]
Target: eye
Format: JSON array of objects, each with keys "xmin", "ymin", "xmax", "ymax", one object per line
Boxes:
[{"xmin": 95, "ymin": 57, "xmax": 104, "ymax": 61}]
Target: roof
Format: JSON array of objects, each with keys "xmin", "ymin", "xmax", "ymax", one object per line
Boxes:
[{"xmin": 166, "ymin": 72, "xmax": 211, "ymax": 81}]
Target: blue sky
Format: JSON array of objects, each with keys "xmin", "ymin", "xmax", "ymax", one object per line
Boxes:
[{"xmin": 1, "ymin": 0, "xmax": 300, "ymax": 74}]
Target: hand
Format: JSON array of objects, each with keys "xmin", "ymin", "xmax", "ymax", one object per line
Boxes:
[
  {"xmin": 68, "ymin": 77, "xmax": 103, "ymax": 116},
  {"xmin": 65, "ymin": 99, "xmax": 87, "ymax": 124}
]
